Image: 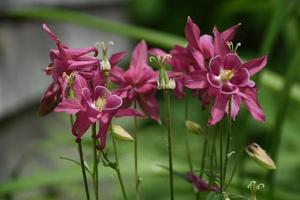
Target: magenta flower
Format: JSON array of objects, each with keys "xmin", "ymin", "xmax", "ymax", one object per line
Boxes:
[
  {"xmin": 186, "ymin": 172, "xmax": 219, "ymax": 192},
  {"xmin": 179, "ymin": 17, "xmax": 267, "ymax": 125},
  {"xmin": 72, "ymin": 86, "xmax": 122, "ymax": 149},
  {"xmin": 39, "ymin": 24, "xmax": 99, "ymax": 115},
  {"xmin": 110, "ymin": 41, "xmax": 160, "ymax": 122}
]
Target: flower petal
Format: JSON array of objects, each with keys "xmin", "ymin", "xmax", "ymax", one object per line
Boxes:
[
  {"xmin": 104, "ymin": 95, "xmax": 123, "ymax": 111},
  {"xmin": 223, "ymin": 54, "xmax": 241, "ymax": 70},
  {"xmin": 130, "ymin": 40, "xmax": 148, "ymax": 70},
  {"xmin": 209, "ymin": 55, "xmax": 222, "ymax": 76},
  {"xmin": 109, "ymin": 51, "xmax": 126, "ymax": 67},
  {"xmin": 185, "ymin": 17, "xmax": 201, "ymax": 50},
  {"xmin": 221, "ymin": 23, "xmax": 241, "ymax": 43},
  {"xmin": 230, "ymin": 68, "xmax": 250, "ymax": 87},
  {"xmin": 208, "ymin": 94, "xmax": 228, "ymax": 125},
  {"xmin": 199, "ymin": 34, "xmax": 214, "ymax": 58},
  {"xmin": 242, "ymin": 55, "xmax": 268, "ymax": 76},
  {"xmin": 137, "ymin": 95, "xmax": 160, "ymax": 122},
  {"xmin": 185, "ymin": 71, "xmax": 208, "ymax": 89}
]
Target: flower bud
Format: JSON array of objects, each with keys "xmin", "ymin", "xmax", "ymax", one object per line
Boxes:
[
  {"xmin": 245, "ymin": 143, "xmax": 276, "ymax": 170},
  {"xmin": 185, "ymin": 120, "xmax": 203, "ymax": 134},
  {"xmin": 111, "ymin": 124, "xmax": 134, "ymax": 142}
]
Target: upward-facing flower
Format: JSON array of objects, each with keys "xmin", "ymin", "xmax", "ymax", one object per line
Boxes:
[
  {"xmin": 174, "ymin": 17, "xmax": 267, "ymax": 125},
  {"xmin": 110, "ymin": 41, "xmax": 160, "ymax": 122}
]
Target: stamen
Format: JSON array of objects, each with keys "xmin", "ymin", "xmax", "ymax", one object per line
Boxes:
[
  {"xmin": 226, "ymin": 41, "xmax": 241, "ymax": 52},
  {"xmin": 95, "ymin": 41, "xmax": 114, "ymax": 71},
  {"xmin": 95, "ymin": 97, "xmax": 106, "ymax": 111}
]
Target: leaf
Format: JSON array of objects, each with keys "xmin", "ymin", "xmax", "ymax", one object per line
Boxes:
[
  {"xmin": 60, "ymin": 156, "xmax": 92, "ymax": 176},
  {"xmin": 206, "ymin": 192, "xmax": 222, "ymax": 200}
]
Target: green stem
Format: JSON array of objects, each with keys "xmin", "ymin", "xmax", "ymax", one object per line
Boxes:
[
  {"xmin": 184, "ymin": 98, "xmax": 193, "ymax": 172},
  {"xmin": 111, "ymin": 130, "xmax": 128, "ymax": 200},
  {"xmin": 92, "ymin": 123, "xmax": 99, "ymax": 200},
  {"xmin": 223, "ymin": 97, "xmax": 232, "ymax": 186},
  {"xmin": 70, "ymin": 116, "xmax": 90, "ymax": 200},
  {"xmin": 200, "ymin": 126, "xmax": 208, "ymax": 178},
  {"xmin": 219, "ymin": 120, "xmax": 224, "ymax": 195},
  {"xmin": 163, "ymin": 91, "xmax": 174, "ymax": 200},
  {"xmin": 209, "ymin": 126, "xmax": 217, "ymax": 186},
  {"xmin": 133, "ymin": 101, "xmax": 140, "ymax": 200}
]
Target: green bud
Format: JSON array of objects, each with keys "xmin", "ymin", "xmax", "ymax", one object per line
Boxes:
[
  {"xmin": 185, "ymin": 120, "xmax": 203, "ymax": 134},
  {"xmin": 245, "ymin": 143, "xmax": 276, "ymax": 170},
  {"xmin": 112, "ymin": 124, "xmax": 134, "ymax": 142}
]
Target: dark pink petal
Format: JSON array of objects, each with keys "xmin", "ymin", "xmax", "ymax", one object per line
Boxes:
[
  {"xmin": 242, "ymin": 55, "xmax": 268, "ymax": 76},
  {"xmin": 97, "ymin": 114, "xmax": 112, "ymax": 150},
  {"xmin": 137, "ymin": 95, "xmax": 160, "ymax": 122},
  {"xmin": 209, "ymin": 55, "xmax": 222, "ymax": 76},
  {"xmin": 68, "ymin": 60, "xmax": 98, "ymax": 70},
  {"xmin": 229, "ymin": 95, "xmax": 241, "ymax": 120},
  {"xmin": 221, "ymin": 23, "xmax": 241, "ymax": 43},
  {"xmin": 185, "ymin": 71, "xmax": 207, "ymax": 89},
  {"xmin": 173, "ymin": 79, "xmax": 185, "ymax": 99},
  {"xmin": 115, "ymin": 108, "xmax": 145, "ymax": 118},
  {"xmin": 55, "ymin": 99, "xmax": 85, "ymax": 114},
  {"xmin": 208, "ymin": 94, "xmax": 228, "ymax": 125},
  {"xmin": 82, "ymin": 87, "xmax": 92, "ymax": 102},
  {"xmin": 185, "ymin": 17, "xmax": 201, "ymax": 50},
  {"xmin": 65, "ymin": 47, "xmax": 98, "ymax": 58},
  {"xmin": 213, "ymin": 27, "xmax": 228, "ymax": 56},
  {"xmin": 148, "ymin": 48, "xmax": 167, "ymax": 57},
  {"xmin": 110, "ymin": 66, "xmax": 125, "ymax": 85},
  {"xmin": 130, "ymin": 41, "xmax": 148, "ymax": 69},
  {"xmin": 223, "ymin": 54, "xmax": 241, "ymax": 70},
  {"xmin": 104, "ymin": 95, "xmax": 123, "ymax": 111},
  {"xmin": 191, "ymin": 50, "xmax": 205, "ymax": 69},
  {"xmin": 73, "ymin": 73, "xmax": 88, "ymax": 100},
  {"xmin": 221, "ymin": 84, "xmax": 239, "ymax": 94},
  {"xmin": 199, "ymin": 34, "xmax": 214, "ymax": 58},
  {"xmin": 94, "ymin": 86, "xmax": 110, "ymax": 100},
  {"xmin": 109, "ymin": 51, "xmax": 126, "ymax": 66},
  {"xmin": 207, "ymin": 73, "xmax": 222, "ymax": 88},
  {"xmin": 239, "ymin": 87, "xmax": 265, "ymax": 122},
  {"xmin": 38, "ymin": 82, "xmax": 61, "ymax": 116},
  {"xmin": 72, "ymin": 111, "xmax": 92, "ymax": 141},
  {"xmin": 136, "ymin": 83, "xmax": 157, "ymax": 96},
  {"xmin": 43, "ymin": 24, "xmax": 59, "ymax": 42},
  {"xmin": 230, "ymin": 68, "xmax": 250, "ymax": 87}
]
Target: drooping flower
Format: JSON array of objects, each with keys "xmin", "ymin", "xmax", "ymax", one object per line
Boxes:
[
  {"xmin": 72, "ymin": 86, "xmax": 122, "ymax": 149},
  {"xmin": 186, "ymin": 172, "xmax": 219, "ymax": 192},
  {"xmin": 110, "ymin": 41, "xmax": 160, "ymax": 122},
  {"xmin": 39, "ymin": 24, "xmax": 99, "ymax": 115}
]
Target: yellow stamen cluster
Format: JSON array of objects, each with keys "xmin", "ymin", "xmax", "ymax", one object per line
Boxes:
[
  {"xmin": 219, "ymin": 69, "xmax": 234, "ymax": 83},
  {"xmin": 95, "ymin": 97, "xmax": 106, "ymax": 111}
]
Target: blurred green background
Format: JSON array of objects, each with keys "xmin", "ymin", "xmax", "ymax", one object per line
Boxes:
[{"xmin": 0, "ymin": 0, "xmax": 300, "ymax": 199}]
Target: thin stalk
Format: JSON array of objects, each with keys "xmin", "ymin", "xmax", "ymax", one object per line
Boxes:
[
  {"xmin": 223, "ymin": 97, "xmax": 232, "ymax": 185},
  {"xmin": 163, "ymin": 91, "xmax": 174, "ymax": 200},
  {"xmin": 70, "ymin": 116, "xmax": 90, "ymax": 200},
  {"xmin": 219, "ymin": 120, "xmax": 224, "ymax": 195},
  {"xmin": 184, "ymin": 98, "xmax": 193, "ymax": 172},
  {"xmin": 200, "ymin": 126, "xmax": 208, "ymax": 178},
  {"xmin": 209, "ymin": 126, "xmax": 217, "ymax": 186},
  {"xmin": 111, "ymin": 130, "xmax": 128, "ymax": 200},
  {"xmin": 133, "ymin": 101, "xmax": 140, "ymax": 200},
  {"xmin": 92, "ymin": 123, "xmax": 99, "ymax": 200}
]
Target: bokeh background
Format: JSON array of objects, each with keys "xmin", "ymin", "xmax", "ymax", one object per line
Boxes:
[{"xmin": 0, "ymin": 0, "xmax": 300, "ymax": 199}]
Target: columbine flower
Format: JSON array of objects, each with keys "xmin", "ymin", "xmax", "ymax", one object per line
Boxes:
[
  {"xmin": 110, "ymin": 41, "xmax": 160, "ymax": 122},
  {"xmin": 39, "ymin": 24, "xmax": 99, "ymax": 115},
  {"xmin": 186, "ymin": 172, "xmax": 219, "ymax": 192},
  {"xmin": 72, "ymin": 86, "xmax": 122, "ymax": 149},
  {"xmin": 180, "ymin": 17, "xmax": 267, "ymax": 125}
]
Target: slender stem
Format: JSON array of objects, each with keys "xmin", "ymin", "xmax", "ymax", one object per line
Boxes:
[
  {"xmin": 184, "ymin": 98, "xmax": 193, "ymax": 172},
  {"xmin": 70, "ymin": 116, "xmax": 90, "ymax": 200},
  {"xmin": 200, "ymin": 127, "xmax": 208, "ymax": 178},
  {"xmin": 133, "ymin": 101, "xmax": 140, "ymax": 200},
  {"xmin": 163, "ymin": 91, "xmax": 174, "ymax": 200},
  {"xmin": 209, "ymin": 126, "xmax": 217, "ymax": 186},
  {"xmin": 223, "ymin": 97, "xmax": 232, "ymax": 185},
  {"xmin": 111, "ymin": 130, "xmax": 128, "ymax": 200},
  {"xmin": 219, "ymin": 120, "xmax": 224, "ymax": 195},
  {"xmin": 92, "ymin": 123, "xmax": 99, "ymax": 200}
]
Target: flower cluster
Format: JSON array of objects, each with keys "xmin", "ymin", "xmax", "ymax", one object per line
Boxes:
[
  {"xmin": 152, "ymin": 17, "xmax": 267, "ymax": 125},
  {"xmin": 39, "ymin": 24, "xmax": 159, "ymax": 149}
]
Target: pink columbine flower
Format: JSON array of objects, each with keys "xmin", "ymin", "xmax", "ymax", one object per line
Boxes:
[
  {"xmin": 72, "ymin": 86, "xmax": 122, "ymax": 149},
  {"xmin": 39, "ymin": 24, "xmax": 99, "ymax": 115},
  {"xmin": 180, "ymin": 17, "xmax": 267, "ymax": 125},
  {"xmin": 186, "ymin": 172, "xmax": 219, "ymax": 192},
  {"xmin": 110, "ymin": 41, "xmax": 160, "ymax": 122}
]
